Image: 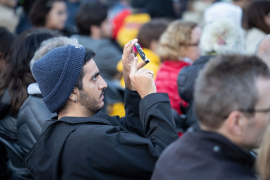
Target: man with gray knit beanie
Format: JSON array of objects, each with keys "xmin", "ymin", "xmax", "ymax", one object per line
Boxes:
[{"xmin": 24, "ymin": 39, "xmax": 178, "ymax": 179}]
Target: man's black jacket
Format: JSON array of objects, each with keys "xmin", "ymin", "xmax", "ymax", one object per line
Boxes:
[
  {"xmin": 151, "ymin": 125, "xmax": 257, "ymax": 180},
  {"xmin": 24, "ymin": 89, "xmax": 178, "ymax": 180}
]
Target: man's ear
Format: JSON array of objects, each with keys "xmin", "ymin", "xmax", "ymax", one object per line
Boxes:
[
  {"xmin": 69, "ymin": 87, "xmax": 79, "ymax": 101},
  {"xmin": 226, "ymin": 111, "xmax": 246, "ymax": 136}
]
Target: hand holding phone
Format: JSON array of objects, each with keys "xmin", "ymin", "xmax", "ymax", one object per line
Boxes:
[{"xmin": 134, "ymin": 43, "xmax": 150, "ymax": 64}]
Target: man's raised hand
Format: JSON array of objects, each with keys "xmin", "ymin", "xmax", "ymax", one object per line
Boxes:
[
  {"xmin": 122, "ymin": 39, "xmax": 146, "ymax": 90},
  {"xmin": 129, "ymin": 54, "xmax": 156, "ymax": 99}
]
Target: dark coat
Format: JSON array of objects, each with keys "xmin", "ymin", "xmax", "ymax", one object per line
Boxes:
[
  {"xmin": 151, "ymin": 125, "xmax": 258, "ymax": 180},
  {"xmin": 177, "ymin": 56, "xmax": 214, "ymax": 129},
  {"xmin": 17, "ymin": 94, "xmax": 56, "ymax": 155},
  {"xmin": 25, "ymin": 88, "xmax": 179, "ymax": 180},
  {"xmin": 0, "ymin": 89, "xmax": 17, "ymax": 142},
  {"xmin": 0, "ymin": 89, "xmax": 32, "ymax": 180}
]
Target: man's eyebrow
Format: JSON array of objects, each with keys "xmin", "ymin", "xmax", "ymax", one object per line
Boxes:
[{"xmin": 91, "ymin": 72, "xmax": 100, "ymax": 79}]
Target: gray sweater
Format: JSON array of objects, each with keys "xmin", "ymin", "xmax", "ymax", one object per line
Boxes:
[{"xmin": 71, "ymin": 35, "xmax": 122, "ymax": 80}]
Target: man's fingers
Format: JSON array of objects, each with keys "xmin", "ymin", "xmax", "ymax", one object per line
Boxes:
[
  {"xmin": 126, "ymin": 39, "xmax": 137, "ymax": 55},
  {"xmin": 130, "ymin": 57, "xmax": 138, "ymax": 76},
  {"xmin": 124, "ymin": 40, "xmax": 133, "ymax": 50},
  {"xmin": 136, "ymin": 61, "xmax": 147, "ymax": 69}
]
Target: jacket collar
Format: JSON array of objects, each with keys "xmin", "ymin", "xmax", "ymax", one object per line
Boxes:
[
  {"xmin": 189, "ymin": 125, "xmax": 256, "ymax": 167},
  {"xmin": 47, "ymin": 111, "xmax": 126, "ymax": 129}
]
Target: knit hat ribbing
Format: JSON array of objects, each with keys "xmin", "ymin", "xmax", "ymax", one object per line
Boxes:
[{"xmin": 32, "ymin": 45, "xmax": 86, "ymax": 113}]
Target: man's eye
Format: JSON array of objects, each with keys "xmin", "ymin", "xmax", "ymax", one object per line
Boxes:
[{"xmin": 93, "ymin": 77, "xmax": 97, "ymax": 81}]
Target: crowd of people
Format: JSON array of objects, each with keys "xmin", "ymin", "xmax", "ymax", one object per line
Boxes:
[{"xmin": 1, "ymin": 0, "xmax": 270, "ymax": 179}]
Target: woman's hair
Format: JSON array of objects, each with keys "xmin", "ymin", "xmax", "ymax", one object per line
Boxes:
[
  {"xmin": 200, "ymin": 18, "xmax": 245, "ymax": 55},
  {"xmin": 246, "ymin": 1, "xmax": 270, "ymax": 34},
  {"xmin": 29, "ymin": 0, "xmax": 64, "ymax": 27},
  {"xmin": 257, "ymin": 127, "xmax": 270, "ymax": 180},
  {"xmin": 0, "ymin": 27, "xmax": 16, "ymax": 73},
  {"xmin": 157, "ymin": 20, "xmax": 197, "ymax": 60},
  {"xmin": 0, "ymin": 28, "xmax": 57, "ymax": 116}
]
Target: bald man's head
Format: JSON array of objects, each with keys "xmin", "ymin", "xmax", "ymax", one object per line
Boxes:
[{"xmin": 256, "ymin": 35, "xmax": 270, "ymax": 68}]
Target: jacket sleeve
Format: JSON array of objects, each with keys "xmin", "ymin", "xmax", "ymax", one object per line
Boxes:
[
  {"xmin": 114, "ymin": 88, "xmax": 146, "ymax": 137},
  {"xmin": 177, "ymin": 65, "xmax": 200, "ymax": 103}
]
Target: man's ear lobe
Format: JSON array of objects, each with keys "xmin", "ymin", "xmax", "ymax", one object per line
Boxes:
[
  {"xmin": 227, "ymin": 111, "xmax": 244, "ymax": 136},
  {"xmin": 69, "ymin": 87, "xmax": 78, "ymax": 101}
]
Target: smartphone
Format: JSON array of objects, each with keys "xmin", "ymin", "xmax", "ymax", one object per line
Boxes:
[{"xmin": 134, "ymin": 43, "xmax": 150, "ymax": 64}]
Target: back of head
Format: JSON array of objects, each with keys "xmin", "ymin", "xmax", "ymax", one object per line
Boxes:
[
  {"xmin": 256, "ymin": 35, "xmax": 270, "ymax": 68},
  {"xmin": 30, "ymin": 37, "xmax": 80, "ymax": 77},
  {"xmin": 246, "ymin": 0, "xmax": 270, "ymax": 34},
  {"xmin": 194, "ymin": 55, "xmax": 270, "ymax": 128},
  {"xmin": 137, "ymin": 19, "xmax": 170, "ymax": 49},
  {"xmin": 0, "ymin": 27, "xmax": 15, "ymax": 72},
  {"xmin": 0, "ymin": 28, "xmax": 57, "ymax": 116},
  {"xmin": 157, "ymin": 20, "xmax": 197, "ymax": 60},
  {"xmin": 76, "ymin": 1, "xmax": 108, "ymax": 36},
  {"xmin": 200, "ymin": 18, "xmax": 245, "ymax": 55},
  {"xmin": 29, "ymin": 0, "xmax": 65, "ymax": 27}
]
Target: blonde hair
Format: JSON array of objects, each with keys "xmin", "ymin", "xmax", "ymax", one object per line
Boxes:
[
  {"xmin": 157, "ymin": 20, "xmax": 197, "ymax": 60},
  {"xmin": 257, "ymin": 126, "xmax": 270, "ymax": 180}
]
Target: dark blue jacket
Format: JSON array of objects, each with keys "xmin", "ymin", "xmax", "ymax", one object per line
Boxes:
[
  {"xmin": 25, "ymin": 89, "xmax": 178, "ymax": 180},
  {"xmin": 152, "ymin": 125, "xmax": 257, "ymax": 180}
]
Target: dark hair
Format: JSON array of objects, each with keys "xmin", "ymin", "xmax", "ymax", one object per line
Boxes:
[
  {"xmin": 76, "ymin": 1, "xmax": 108, "ymax": 35},
  {"xmin": 0, "ymin": 28, "xmax": 57, "ymax": 116},
  {"xmin": 137, "ymin": 19, "xmax": 170, "ymax": 49},
  {"xmin": 0, "ymin": 27, "xmax": 16, "ymax": 73},
  {"xmin": 76, "ymin": 48, "xmax": 96, "ymax": 90},
  {"xmin": 29, "ymin": 0, "xmax": 64, "ymax": 27},
  {"xmin": 246, "ymin": 1, "xmax": 270, "ymax": 34},
  {"xmin": 194, "ymin": 55, "xmax": 270, "ymax": 128}
]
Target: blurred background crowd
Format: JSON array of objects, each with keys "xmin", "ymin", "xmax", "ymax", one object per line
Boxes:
[{"xmin": 1, "ymin": 0, "xmax": 270, "ymax": 179}]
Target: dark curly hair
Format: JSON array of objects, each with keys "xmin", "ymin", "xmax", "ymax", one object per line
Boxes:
[
  {"xmin": 0, "ymin": 28, "xmax": 57, "ymax": 116},
  {"xmin": 76, "ymin": 1, "xmax": 108, "ymax": 35},
  {"xmin": 29, "ymin": 0, "xmax": 64, "ymax": 27}
]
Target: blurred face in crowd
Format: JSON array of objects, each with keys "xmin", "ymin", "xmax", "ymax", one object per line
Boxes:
[
  {"xmin": 0, "ymin": 0, "xmax": 16, "ymax": 7},
  {"xmin": 45, "ymin": 1, "xmax": 67, "ymax": 30},
  {"xmin": 100, "ymin": 18, "xmax": 112, "ymax": 38},
  {"xmin": 238, "ymin": 78, "xmax": 270, "ymax": 150},
  {"xmin": 77, "ymin": 59, "xmax": 107, "ymax": 114},
  {"xmin": 264, "ymin": 13, "xmax": 270, "ymax": 29},
  {"xmin": 183, "ymin": 26, "xmax": 202, "ymax": 61}
]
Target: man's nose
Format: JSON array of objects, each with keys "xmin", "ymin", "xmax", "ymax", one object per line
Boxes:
[{"xmin": 99, "ymin": 77, "xmax": 108, "ymax": 89}]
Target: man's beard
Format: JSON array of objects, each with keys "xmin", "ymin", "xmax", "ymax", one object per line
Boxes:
[{"xmin": 79, "ymin": 90, "xmax": 103, "ymax": 114}]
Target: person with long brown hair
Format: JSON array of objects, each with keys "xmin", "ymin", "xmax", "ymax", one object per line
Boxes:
[
  {"xmin": 246, "ymin": 0, "xmax": 270, "ymax": 55},
  {"xmin": 0, "ymin": 27, "xmax": 15, "ymax": 75},
  {"xmin": 0, "ymin": 28, "xmax": 56, "ymax": 179}
]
